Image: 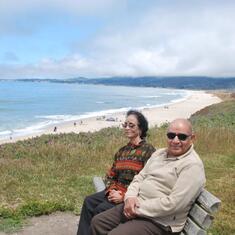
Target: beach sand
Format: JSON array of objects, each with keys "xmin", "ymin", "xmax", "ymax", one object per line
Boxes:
[{"xmin": 0, "ymin": 90, "xmax": 221, "ymax": 145}]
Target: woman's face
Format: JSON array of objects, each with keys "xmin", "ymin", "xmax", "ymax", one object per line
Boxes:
[{"xmin": 122, "ymin": 114, "xmax": 141, "ymax": 140}]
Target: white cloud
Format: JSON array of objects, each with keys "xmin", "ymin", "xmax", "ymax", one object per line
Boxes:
[{"xmin": 1, "ymin": 1, "xmax": 235, "ymax": 78}]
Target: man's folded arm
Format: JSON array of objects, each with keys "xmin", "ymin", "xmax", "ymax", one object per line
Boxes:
[{"xmin": 136, "ymin": 164, "xmax": 205, "ymax": 218}]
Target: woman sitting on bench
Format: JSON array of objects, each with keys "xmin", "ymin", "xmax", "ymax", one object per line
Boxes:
[{"xmin": 77, "ymin": 110, "xmax": 156, "ymax": 235}]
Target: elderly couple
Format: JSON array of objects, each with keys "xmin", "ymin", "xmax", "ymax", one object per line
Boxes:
[{"xmin": 77, "ymin": 110, "xmax": 206, "ymax": 235}]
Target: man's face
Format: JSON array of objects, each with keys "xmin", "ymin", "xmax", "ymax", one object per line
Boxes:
[{"xmin": 167, "ymin": 121, "xmax": 195, "ymax": 156}]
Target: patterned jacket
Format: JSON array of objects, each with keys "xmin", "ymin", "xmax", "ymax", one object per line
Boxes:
[{"xmin": 104, "ymin": 140, "xmax": 155, "ymax": 198}]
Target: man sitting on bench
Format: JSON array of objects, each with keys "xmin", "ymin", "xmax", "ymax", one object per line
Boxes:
[{"xmin": 89, "ymin": 118, "xmax": 206, "ymax": 235}]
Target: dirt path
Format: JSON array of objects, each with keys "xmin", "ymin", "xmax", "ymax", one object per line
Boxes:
[{"xmin": 0, "ymin": 212, "xmax": 80, "ymax": 235}]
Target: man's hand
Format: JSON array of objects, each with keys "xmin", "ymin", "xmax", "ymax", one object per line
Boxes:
[
  {"xmin": 123, "ymin": 197, "xmax": 139, "ymax": 219},
  {"xmin": 107, "ymin": 190, "xmax": 123, "ymax": 203}
]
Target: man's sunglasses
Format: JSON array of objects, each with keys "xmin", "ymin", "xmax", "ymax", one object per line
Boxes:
[
  {"xmin": 167, "ymin": 132, "xmax": 191, "ymax": 141},
  {"xmin": 122, "ymin": 122, "xmax": 136, "ymax": 129}
]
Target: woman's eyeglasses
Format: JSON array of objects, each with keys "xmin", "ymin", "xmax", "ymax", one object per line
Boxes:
[
  {"xmin": 122, "ymin": 122, "xmax": 136, "ymax": 129},
  {"xmin": 167, "ymin": 132, "xmax": 191, "ymax": 141}
]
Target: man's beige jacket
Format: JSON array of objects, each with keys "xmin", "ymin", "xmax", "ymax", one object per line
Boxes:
[{"xmin": 124, "ymin": 145, "xmax": 206, "ymax": 232}]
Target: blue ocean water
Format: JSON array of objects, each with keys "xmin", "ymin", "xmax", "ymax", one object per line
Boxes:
[{"xmin": 0, "ymin": 80, "xmax": 190, "ymax": 139}]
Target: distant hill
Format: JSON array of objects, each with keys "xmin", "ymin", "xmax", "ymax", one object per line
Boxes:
[{"xmin": 7, "ymin": 76, "xmax": 235, "ymax": 90}]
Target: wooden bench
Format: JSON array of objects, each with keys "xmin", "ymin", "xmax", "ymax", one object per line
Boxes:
[{"xmin": 93, "ymin": 176, "xmax": 221, "ymax": 235}]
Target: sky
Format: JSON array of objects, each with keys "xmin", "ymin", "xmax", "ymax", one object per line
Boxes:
[{"xmin": 0, "ymin": 0, "xmax": 235, "ymax": 79}]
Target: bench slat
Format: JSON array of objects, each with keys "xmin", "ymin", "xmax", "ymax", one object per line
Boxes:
[
  {"xmin": 183, "ymin": 217, "xmax": 207, "ymax": 235},
  {"xmin": 189, "ymin": 203, "xmax": 214, "ymax": 229},
  {"xmin": 93, "ymin": 176, "xmax": 105, "ymax": 192},
  {"xmin": 196, "ymin": 189, "xmax": 221, "ymax": 213}
]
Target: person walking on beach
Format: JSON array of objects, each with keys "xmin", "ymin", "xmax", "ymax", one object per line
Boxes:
[
  {"xmin": 77, "ymin": 110, "xmax": 156, "ymax": 235},
  {"xmin": 89, "ymin": 118, "xmax": 206, "ymax": 235}
]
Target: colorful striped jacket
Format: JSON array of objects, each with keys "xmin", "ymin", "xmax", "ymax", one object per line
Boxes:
[{"xmin": 105, "ymin": 140, "xmax": 155, "ymax": 198}]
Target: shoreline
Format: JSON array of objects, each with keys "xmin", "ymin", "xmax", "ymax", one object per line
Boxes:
[{"xmin": 0, "ymin": 90, "xmax": 221, "ymax": 145}]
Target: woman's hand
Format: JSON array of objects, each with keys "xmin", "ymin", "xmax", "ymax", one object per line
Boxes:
[{"xmin": 107, "ymin": 190, "xmax": 123, "ymax": 203}]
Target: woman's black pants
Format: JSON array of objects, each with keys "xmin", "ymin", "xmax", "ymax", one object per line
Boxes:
[{"xmin": 77, "ymin": 190, "xmax": 115, "ymax": 235}]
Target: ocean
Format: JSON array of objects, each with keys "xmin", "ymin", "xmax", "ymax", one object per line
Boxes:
[{"xmin": 0, "ymin": 80, "xmax": 190, "ymax": 140}]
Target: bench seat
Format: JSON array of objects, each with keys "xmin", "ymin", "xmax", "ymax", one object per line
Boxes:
[{"xmin": 92, "ymin": 176, "xmax": 221, "ymax": 235}]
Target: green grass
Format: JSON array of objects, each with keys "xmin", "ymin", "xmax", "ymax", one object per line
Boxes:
[
  {"xmin": 0, "ymin": 99, "xmax": 235, "ymax": 234},
  {"xmin": 191, "ymin": 100, "xmax": 235, "ymax": 128},
  {"xmin": 190, "ymin": 99, "xmax": 235, "ymax": 235}
]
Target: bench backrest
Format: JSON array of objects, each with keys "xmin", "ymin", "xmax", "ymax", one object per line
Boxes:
[{"xmin": 92, "ymin": 176, "xmax": 221, "ymax": 235}]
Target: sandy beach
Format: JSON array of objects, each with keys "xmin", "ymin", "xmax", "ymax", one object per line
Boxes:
[{"xmin": 0, "ymin": 90, "xmax": 221, "ymax": 145}]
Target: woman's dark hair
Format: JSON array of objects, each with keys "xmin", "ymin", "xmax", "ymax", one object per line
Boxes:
[{"xmin": 126, "ymin": 110, "xmax": 148, "ymax": 139}]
